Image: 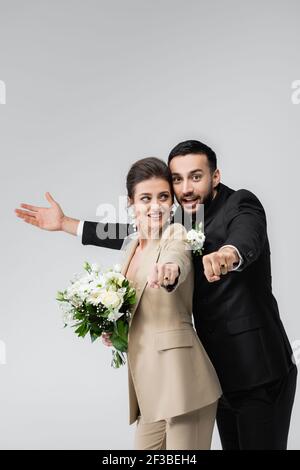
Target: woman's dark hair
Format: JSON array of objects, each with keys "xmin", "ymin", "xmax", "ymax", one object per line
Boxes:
[
  {"xmin": 126, "ymin": 157, "xmax": 174, "ymax": 201},
  {"xmin": 168, "ymin": 139, "xmax": 217, "ymax": 173}
]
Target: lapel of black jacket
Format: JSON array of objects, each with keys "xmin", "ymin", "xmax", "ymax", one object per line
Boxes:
[{"xmin": 203, "ymin": 183, "xmax": 233, "ymax": 228}]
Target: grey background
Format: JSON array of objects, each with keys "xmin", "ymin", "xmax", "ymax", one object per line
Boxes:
[{"xmin": 0, "ymin": 0, "xmax": 299, "ymax": 449}]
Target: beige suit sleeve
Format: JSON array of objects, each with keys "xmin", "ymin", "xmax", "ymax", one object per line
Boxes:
[{"xmin": 159, "ymin": 223, "xmax": 192, "ymax": 290}]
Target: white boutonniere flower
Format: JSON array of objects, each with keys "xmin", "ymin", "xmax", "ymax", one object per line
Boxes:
[{"xmin": 186, "ymin": 222, "xmax": 206, "ymax": 256}]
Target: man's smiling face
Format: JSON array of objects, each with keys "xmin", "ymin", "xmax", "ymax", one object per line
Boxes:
[{"xmin": 169, "ymin": 153, "xmax": 221, "ymax": 214}]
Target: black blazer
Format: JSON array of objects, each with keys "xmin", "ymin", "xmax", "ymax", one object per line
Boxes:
[{"xmin": 82, "ymin": 183, "xmax": 295, "ymax": 392}]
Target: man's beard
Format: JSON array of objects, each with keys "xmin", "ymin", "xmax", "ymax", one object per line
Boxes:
[
  {"xmin": 191, "ymin": 186, "xmax": 215, "ymax": 223},
  {"xmin": 174, "ymin": 185, "xmax": 215, "ymax": 228}
]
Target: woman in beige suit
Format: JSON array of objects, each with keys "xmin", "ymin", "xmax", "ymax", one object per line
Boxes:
[{"xmin": 102, "ymin": 157, "xmax": 222, "ymax": 450}]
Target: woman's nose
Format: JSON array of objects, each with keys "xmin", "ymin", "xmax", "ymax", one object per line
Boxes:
[{"xmin": 150, "ymin": 203, "xmax": 160, "ymax": 211}]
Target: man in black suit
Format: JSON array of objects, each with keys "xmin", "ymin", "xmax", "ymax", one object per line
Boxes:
[{"xmin": 15, "ymin": 140, "xmax": 297, "ymax": 449}]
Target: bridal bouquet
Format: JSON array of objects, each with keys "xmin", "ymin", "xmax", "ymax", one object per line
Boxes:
[{"xmin": 56, "ymin": 262, "xmax": 137, "ymax": 368}]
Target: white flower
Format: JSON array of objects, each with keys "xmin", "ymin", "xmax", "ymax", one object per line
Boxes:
[
  {"xmin": 62, "ymin": 310, "xmax": 74, "ymax": 325},
  {"xmin": 91, "ymin": 263, "xmax": 100, "ymax": 273},
  {"xmin": 87, "ymin": 289, "xmax": 106, "ymax": 306},
  {"xmin": 186, "ymin": 222, "xmax": 205, "ymax": 255},
  {"xmin": 86, "ymin": 287, "xmax": 124, "ymax": 310},
  {"xmin": 99, "ymin": 290, "xmax": 124, "ymax": 310},
  {"xmin": 113, "ymin": 263, "xmax": 122, "ymax": 273},
  {"xmin": 66, "ymin": 282, "xmax": 84, "ymax": 301},
  {"xmin": 65, "ymin": 271, "xmax": 105, "ymax": 303},
  {"xmin": 95, "ymin": 274, "xmax": 106, "ymax": 288},
  {"xmin": 117, "ymin": 287, "xmax": 127, "ymax": 297},
  {"xmin": 108, "ymin": 308, "xmax": 124, "ymax": 322},
  {"xmin": 60, "ymin": 303, "xmax": 74, "ymax": 325},
  {"xmin": 103, "ymin": 270, "xmax": 125, "ymax": 287}
]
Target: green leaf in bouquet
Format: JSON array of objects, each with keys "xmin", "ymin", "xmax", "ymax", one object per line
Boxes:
[
  {"xmin": 89, "ymin": 323, "xmax": 102, "ymax": 337},
  {"xmin": 90, "ymin": 321, "xmax": 102, "ymax": 332},
  {"xmin": 128, "ymin": 295, "xmax": 137, "ymax": 305},
  {"xmin": 116, "ymin": 319, "xmax": 129, "ymax": 339},
  {"xmin": 83, "ymin": 261, "xmax": 92, "ymax": 273},
  {"xmin": 111, "ymin": 350, "xmax": 126, "ymax": 368},
  {"xmin": 100, "ymin": 309, "xmax": 111, "ymax": 319},
  {"xmin": 110, "ymin": 319, "xmax": 129, "ymax": 352},
  {"xmin": 85, "ymin": 303, "xmax": 97, "ymax": 315},
  {"xmin": 124, "ymin": 287, "xmax": 137, "ymax": 306},
  {"xmin": 111, "ymin": 335, "xmax": 127, "ymax": 352},
  {"xmin": 90, "ymin": 330, "xmax": 99, "ymax": 342},
  {"xmin": 74, "ymin": 321, "xmax": 89, "ymax": 338},
  {"xmin": 73, "ymin": 311, "xmax": 86, "ymax": 322}
]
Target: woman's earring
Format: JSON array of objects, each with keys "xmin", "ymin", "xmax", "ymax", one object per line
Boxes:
[
  {"xmin": 168, "ymin": 203, "xmax": 176, "ymax": 224},
  {"xmin": 127, "ymin": 205, "xmax": 137, "ymax": 232}
]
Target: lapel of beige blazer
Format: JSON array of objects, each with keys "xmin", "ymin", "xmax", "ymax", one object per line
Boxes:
[{"xmin": 121, "ymin": 235, "xmax": 162, "ymax": 323}]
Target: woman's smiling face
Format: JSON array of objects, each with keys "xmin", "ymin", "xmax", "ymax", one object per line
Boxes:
[{"xmin": 129, "ymin": 177, "xmax": 173, "ymax": 237}]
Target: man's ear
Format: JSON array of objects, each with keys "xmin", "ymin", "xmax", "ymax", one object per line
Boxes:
[{"xmin": 212, "ymin": 169, "xmax": 221, "ymax": 188}]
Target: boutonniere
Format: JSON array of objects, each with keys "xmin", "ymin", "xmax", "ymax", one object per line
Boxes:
[{"xmin": 186, "ymin": 222, "xmax": 205, "ymax": 256}]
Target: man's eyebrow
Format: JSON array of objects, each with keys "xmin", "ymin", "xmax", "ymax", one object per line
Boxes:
[{"xmin": 171, "ymin": 169, "xmax": 204, "ymax": 176}]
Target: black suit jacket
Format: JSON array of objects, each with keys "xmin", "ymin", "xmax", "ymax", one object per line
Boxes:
[{"xmin": 82, "ymin": 183, "xmax": 294, "ymax": 392}]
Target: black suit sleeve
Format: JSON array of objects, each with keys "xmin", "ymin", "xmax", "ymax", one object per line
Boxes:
[
  {"xmin": 223, "ymin": 190, "xmax": 267, "ymax": 270},
  {"xmin": 82, "ymin": 221, "xmax": 130, "ymax": 250}
]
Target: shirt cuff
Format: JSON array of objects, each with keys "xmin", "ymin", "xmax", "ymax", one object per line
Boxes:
[
  {"xmin": 219, "ymin": 245, "xmax": 243, "ymax": 271},
  {"xmin": 77, "ymin": 220, "xmax": 84, "ymax": 238}
]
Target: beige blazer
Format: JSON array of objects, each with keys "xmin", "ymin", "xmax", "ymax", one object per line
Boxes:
[{"xmin": 121, "ymin": 223, "xmax": 222, "ymax": 425}]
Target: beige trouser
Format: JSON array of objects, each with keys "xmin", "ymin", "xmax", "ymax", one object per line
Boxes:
[{"xmin": 134, "ymin": 401, "xmax": 218, "ymax": 450}]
